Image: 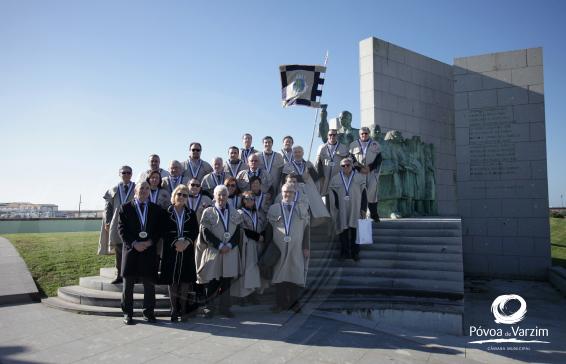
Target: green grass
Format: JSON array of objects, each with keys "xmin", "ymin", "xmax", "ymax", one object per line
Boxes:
[
  {"xmin": 1, "ymin": 231, "xmax": 114, "ymax": 297},
  {"xmin": 550, "ymin": 217, "xmax": 566, "ymax": 269}
]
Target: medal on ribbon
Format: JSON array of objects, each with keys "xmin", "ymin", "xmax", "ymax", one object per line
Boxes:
[
  {"xmin": 227, "ymin": 161, "xmax": 242, "ymax": 177},
  {"xmin": 340, "ymin": 170, "xmax": 355, "ymax": 201},
  {"xmin": 118, "ymin": 183, "xmax": 134, "ymax": 204},
  {"xmin": 174, "ymin": 208, "xmax": 185, "ymax": 239},
  {"xmin": 149, "ymin": 189, "xmax": 159, "ymax": 204},
  {"xmin": 215, "ymin": 205, "xmax": 231, "ymax": 241},
  {"xmin": 188, "ymin": 194, "xmax": 202, "ymax": 211},
  {"xmin": 280, "ymin": 202, "xmax": 295, "ymax": 243},
  {"xmin": 242, "ymin": 208, "xmax": 258, "ymax": 231},
  {"xmin": 292, "ymin": 160, "xmax": 305, "ymax": 175},
  {"xmin": 262, "ymin": 152, "xmax": 275, "ymax": 173},
  {"xmin": 135, "ymin": 200, "xmax": 148, "ymax": 239},
  {"xmin": 188, "ymin": 159, "xmax": 202, "ymax": 179}
]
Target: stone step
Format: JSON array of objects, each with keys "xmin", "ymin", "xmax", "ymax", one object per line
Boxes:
[
  {"xmin": 374, "ymin": 219, "xmax": 462, "ymax": 230},
  {"xmin": 372, "ymin": 228, "xmax": 461, "ymax": 237},
  {"xmin": 306, "ymin": 276, "xmax": 463, "ymax": 294},
  {"xmin": 43, "ymin": 297, "xmax": 172, "ymax": 317},
  {"xmin": 310, "ymin": 250, "xmax": 462, "ymax": 263},
  {"xmin": 58, "ymin": 285, "xmax": 172, "ymax": 309},
  {"xmin": 307, "ymin": 266, "xmax": 463, "ymax": 281},
  {"xmin": 360, "ymin": 242, "xmax": 462, "ymax": 254},
  {"xmin": 372, "ymin": 235, "xmax": 462, "ymax": 246},
  {"xmin": 307, "ymin": 258, "xmax": 463, "ymax": 272},
  {"xmin": 79, "ymin": 276, "xmax": 169, "ymax": 294}
]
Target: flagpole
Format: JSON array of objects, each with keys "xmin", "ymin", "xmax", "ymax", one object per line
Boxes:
[{"xmin": 307, "ymin": 51, "xmax": 329, "ymax": 162}]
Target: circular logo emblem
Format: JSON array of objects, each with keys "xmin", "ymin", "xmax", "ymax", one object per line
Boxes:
[
  {"xmin": 491, "ymin": 294, "xmax": 527, "ymax": 324},
  {"xmin": 292, "ymin": 74, "xmax": 307, "ymax": 95}
]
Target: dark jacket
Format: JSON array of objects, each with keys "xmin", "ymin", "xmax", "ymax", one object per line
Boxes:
[
  {"xmin": 159, "ymin": 206, "xmax": 199, "ymax": 284},
  {"xmin": 118, "ymin": 200, "xmax": 164, "ymax": 280}
]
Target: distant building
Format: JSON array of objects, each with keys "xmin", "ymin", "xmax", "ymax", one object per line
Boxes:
[{"xmin": 0, "ymin": 202, "xmax": 58, "ymax": 219}]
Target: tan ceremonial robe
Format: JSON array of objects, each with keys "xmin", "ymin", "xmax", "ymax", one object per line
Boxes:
[
  {"xmin": 224, "ymin": 159, "xmax": 248, "ymax": 178},
  {"xmin": 268, "ymin": 202, "xmax": 310, "ymax": 286},
  {"xmin": 195, "ymin": 205, "xmax": 242, "ymax": 284},
  {"xmin": 254, "ymin": 191, "xmax": 272, "ymax": 220},
  {"xmin": 274, "ymin": 184, "xmax": 310, "ymax": 207},
  {"xmin": 182, "ymin": 159, "xmax": 213, "ymax": 182},
  {"xmin": 236, "ymin": 168, "xmax": 273, "ymax": 194},
  {"xmin": 279, "ymin": 149, "xmax": 294, "ymax": 165},
  {"xmin": 240, "ymin": 147, "xmax": 258, "ymax": 165},
  {"xmin": 162, "ymin": 175, "xmax": 190, "ymax": 194},
  {"xmin": 329, "ymin": 171, "xmax": 367, "ymax": 233},
  {"xmin": 231, "ymin": 208, "xmax": 265, "ymax": 297},
  {"xmin": 282, "ymin": 160, "xmax": 329, "ymax": 220},
  {"xmin": 148, "ymin": 188, "xmax": 171, "ymax": 209},
  {"xmin": 98, "ymin": 182, "xmax": 135, "ymax": 254},
  {"xmin": 349, "ymin": 139, "xmax": 381, "ymax": 203},
  {"xmin": 187, "ymin": 194, "xmax": 212, "ymax": 223},
  {"xmin": 316, "ymin": 142, "xmax": 350, "ymax": 196},
  {"xmin": 201, "ymin": 171, "xmax": 227, "ymax": 196},
  {"xmin": 258, "ymin": 151, "xmax": 285, "ymax": 195}
]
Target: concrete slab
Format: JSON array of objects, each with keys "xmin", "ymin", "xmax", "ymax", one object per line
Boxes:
[{"xmin": 0, "ymin": 237, "xmax": 39, "ymax": 305}]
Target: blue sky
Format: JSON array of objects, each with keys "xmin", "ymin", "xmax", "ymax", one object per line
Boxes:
[{"xmin": 1, "ymin": 0, "xmax": 565, "ymax": 209}]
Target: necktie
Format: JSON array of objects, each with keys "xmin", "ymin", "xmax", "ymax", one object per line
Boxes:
[
  {"xmin": 286, "ymin": 204, "xmax": 292, "ymax": 213},
  {"xmin": 124, "ymin": 185, "xmax": 129, "ymax": 193}
]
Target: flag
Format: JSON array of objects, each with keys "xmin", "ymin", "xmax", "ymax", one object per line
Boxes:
[{"xmin": 280, "ymin": 64, "xmax": 326, "ymax": 108}]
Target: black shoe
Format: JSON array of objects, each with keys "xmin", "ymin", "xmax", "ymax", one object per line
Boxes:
[
  {"xmin": 170, "ymin": 315, "xmax": 179, "ymax": 322},
  {"xmin": 143, "ymin": 313, "xmax": 157, "ymax": 323},
  {"xmin": 123, "ymin": 315, "xmax": 134, "ymax": 325},
  {"xmin": 247, "ymin": 294, "xmax": 260, "ymax": 305},
  {"xmin": 202, "ymin": 307, "xmax": 214, "ymax": 318},
  {"xmin": 111, "ymin": 277, "xmax": 123, "ymax": 284},
  {"xmin": 219, "ymin": 309, "xmax": 234, "ymax": 318}
]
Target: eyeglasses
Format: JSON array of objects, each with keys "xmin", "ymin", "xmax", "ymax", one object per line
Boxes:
[
  {"xmin": 191, "ymin": 149, "xmax": 201, "ymax": 152},
  {"xmin": 226, "ymin": 184, "xmax": 236, "ymax": 187},
  {"xmin": 121, "ymin": 171, "xmax": 132, "ymax": 175},
  {"xmin": 328, "ymin": 133, "xmax": 337, "ymax": 136},
  {"xmin": 176, "ymin": 193, "xmax": 189, "ymax": 197},
  {"xmin": 360, "ymin": 132, "xmax": 368, "ymax": 135},
  {"xmin": 341, "ymin": 164, "xmax": 352, "ymax": 168},
  {"xmin": 190, "ymin": 183, "xmax": 200, "ymax": 187}
]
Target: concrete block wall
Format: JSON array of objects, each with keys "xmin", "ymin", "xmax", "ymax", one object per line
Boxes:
[
  {"xmin": 359, "ymin": 37, "xmax": 457, "ymax": 215},
  {"xmin": 454, "ymin": 48, "xmax": 550, "ymax": 279}
]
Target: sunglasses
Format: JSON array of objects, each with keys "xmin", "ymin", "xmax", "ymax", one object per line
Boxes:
[
  {"xmin": 328, "ymin": 133, "xmax": 337, "ymax": 136},
  {"xmin": 190, "ymin": 183, "xmax": 200, "ymax": 187},
  {"xmin": 360, "ymin": 132, "xmax": 368, "ymax": 135},
  {"xmin": 341, "ymin": 164, "xmax": 352, "ymax": 168},
  {"xmin": 191, "ymin": 149, "xmax": 201, "ymax": 152},
  {"xmin": 176, "ymin": 193, "xmax": 189, "ymax": 197},
  {"xmin": 121, "ymin": 171, "xmax": 132, "ymax": 175}
]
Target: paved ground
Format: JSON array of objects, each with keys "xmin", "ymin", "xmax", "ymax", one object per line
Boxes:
[{"xmin": 0, "ymin": 237, "xmax": 39, "ymax": 305}]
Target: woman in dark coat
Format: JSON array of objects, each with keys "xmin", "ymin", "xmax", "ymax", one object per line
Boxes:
[{"xmin": 160, "ymin": 184, "xmax": 199, "ymax": 322}]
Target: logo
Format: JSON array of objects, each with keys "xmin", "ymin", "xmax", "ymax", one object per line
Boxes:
[
  {"xmin": 468, "ymin": 294, "xmax": 550, "ymax": 348},
  {"xmin": 292, "ymin": 74, "xmax": 308, "ymax": 95},
  {"xmin": 491, "ymin": 294, "xmax": 527, "ymax": 324}
]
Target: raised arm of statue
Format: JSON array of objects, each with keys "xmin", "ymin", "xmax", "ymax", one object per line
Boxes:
[{"xmin": 318, "ymin": 104, "xmax": 329, "ymax": 143}]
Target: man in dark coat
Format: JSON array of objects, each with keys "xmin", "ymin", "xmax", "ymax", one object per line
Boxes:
[{"xmin": 118, "ymin": 181, "xmax": 164, "ymax": 325}]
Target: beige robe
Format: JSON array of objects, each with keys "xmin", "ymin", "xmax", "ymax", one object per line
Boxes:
[
  {"xmin": 329, "ymin": 171, "xmax": 367, "ymax": 232},
  {"xmin": 98, "ymin": 182, "xmax": 135, "ymax": 255},
  {"xmin": 282, "ymin": 160, "xmax": 330, "ymax": 220},
  {"xmin": 149, "ymin": 188, "xmax": 171, "ymax": 209},
  {"xmin": 201, "ymin": 172, "xmax": 227, "ymax": 195},
  {"xmin": 195, "ymin": 205, "xmax": 242, "ymax": 284},
  {"xmin": 236, "ymin": 168, "xmax": 273, "ymax": 194},
  {"xmin": 161, "ymin": 175, "xmax": 190, "ymax": 194},
  {"xmin": 315, "ymin": 142, "xmax": 350, "ymax": 196},
  {"xmin": 231, "ymin": 209, "xmax": 265, "ymax": 297},
  {"xmin": 224, "ymin": 160, "xmax": 248, "ymax": 178},
  {"xmin": 268, "ymin": 202, "xmax": 310, "ymax": 286},
  {"xmin": 258, "ymin": 151, "xmax": 285, "ymax": 195},
  {"xmin": 350, "ymin": 139, "xmax": 381, "ymax": 203},
  {"xmin": 187, "ymin": 194, "xmax": 212, "ymax": 223},
  {"xmin": 182, "ymin": 159, "xmax": 213, "ymax": 182}
]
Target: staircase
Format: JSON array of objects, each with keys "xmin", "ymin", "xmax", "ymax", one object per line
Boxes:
[{"xmin": 44, "ymin": 218, "xmax": 464, "ymax": 333}]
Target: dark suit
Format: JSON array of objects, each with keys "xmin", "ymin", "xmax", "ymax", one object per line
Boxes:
[{"xmin": 118, "ymin": 200, "xmax": 164, "ymax": 316}]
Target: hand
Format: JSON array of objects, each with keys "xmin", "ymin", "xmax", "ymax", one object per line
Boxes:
[
  {"xmin": 220, "ymin": 246, "xmax": 231, "ymax": 254},
  {"xmin": 133, "ymin": 242, "xmax": 145, "ymax": 252},
  {"xmin": 175, "ymin": 240, "xmax": 188, "ymax": 252},
  {"xmin": 104, "ymin": 223, "xmax": 110, "ymax": 232},
  {"xmin": 303, "ymin": 249, "xmax": 310, "ymax": 258}
]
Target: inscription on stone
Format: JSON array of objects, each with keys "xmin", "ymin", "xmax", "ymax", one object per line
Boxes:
[{"xmin": 468, "ymin": 106, "xmax": 520, "ymax": 178}]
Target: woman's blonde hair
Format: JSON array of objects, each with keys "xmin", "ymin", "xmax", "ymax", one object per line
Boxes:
[{"xmin": 171, "ymin": 184, "xmax": 190, "ymax": 204}]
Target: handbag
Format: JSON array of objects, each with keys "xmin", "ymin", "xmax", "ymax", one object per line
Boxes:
[
  {"xmin": 257, "ymin": 241, "xmax": 281, "ymax": 280},
  {"xmin": 355, "ymin": 218, "xmax": 373, "ymax": 245}
]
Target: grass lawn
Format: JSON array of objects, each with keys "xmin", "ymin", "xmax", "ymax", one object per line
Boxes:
[
  {"xmin": 1, "ymin": 231, "xmax": 114, "ymax": 297},
  {"xmin": 550, "ymin": 217, "xmax": 566, "ymax": 269}
]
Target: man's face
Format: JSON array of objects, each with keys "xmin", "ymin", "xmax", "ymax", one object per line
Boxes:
[
  {"xmin": 120, "ymin": 169, "xmax": 132, "ymax": 183},
  {"xmin": 136, "ymin": 184, "xmax": 151, "ymax": 201},
  {"xmin": 243, "ymin": 135, "xmax": 252, "ymax": 148},
  {"xmin": 169, "ymin": 164, "xmax": 181, "ymax": 177},
  {"xmin": 263, "ymin": 139, "xmax": 273, "ymax": 152},
  {"xmin": 215, "ymin": 190, "xmax": 228, "ymax": 206},
  {"xmin": 283, "ymin": 138, "xmax": 293, "ymax": 150},
  {"xmin": 281, "ymin": 187, "xmax": 295, "ymax": 203},
  {"xmin": 229, "ymin": 148, "xmax": 239, "ymax": 161},
  {"xmin": 360, "ymin": 130, "xmax": 370, "ymax": 142},
  {"xmin": 341, "ymin": 161, "xmax": 353, "ymax": 175},
  {"xmin": 213, "ymin": 160, "xmax": 223, "ymax": 173},
  {"xmin": 149, "ymin": 157, "xmax": 160, "ymax": 170},
  {"xmin": 327, "ymin": 130, "xmax": 337, "ymax": 144},
  {"xmin": 293, "ymin": 148, "xmax": 304, "ymax": 161},
  {"xmin": 190, "ymin": 144, "xmax": 202, "ymax": 159},
  {"xmin": 189, "ymin": 180, "xmax": 201, "ymax": 195},
  {"xmin": 248, "ymin": 156, "xmax": 259, "ymax": 170}
]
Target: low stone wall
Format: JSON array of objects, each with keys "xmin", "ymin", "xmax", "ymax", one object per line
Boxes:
[{"xmin": 0, "ymin": 218, "xmax": 102, "ymax": 234}]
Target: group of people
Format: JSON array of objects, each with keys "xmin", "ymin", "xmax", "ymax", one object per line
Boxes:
[{"xmin": 98, "ymin": 130, "xmax": 382, "ymax": 324}]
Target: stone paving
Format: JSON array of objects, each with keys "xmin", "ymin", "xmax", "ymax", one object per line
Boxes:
[{"xmin": 0, "ymin": 237, "xmax": 39, "ymax": 305}]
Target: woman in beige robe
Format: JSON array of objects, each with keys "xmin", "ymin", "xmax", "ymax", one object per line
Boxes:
[
  {"xmin": 195, "ymin": 185, "xmax": 242, "ymax": 318},
  {"xmin": 266, "ymin": 183, "xmax": 310, "ymax": 313},
  {"xmin": 186, "ymin": 178, "xmax": 212, "ymax": 223},
  {"xmin": 329, "ymin": 158, "xmax": 367, "ymax": 261}
]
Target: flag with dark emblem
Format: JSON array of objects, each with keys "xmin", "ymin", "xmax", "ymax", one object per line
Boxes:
[{"xmin": 280, "ymin": 64, "xmax": 326, "ymax": 108}]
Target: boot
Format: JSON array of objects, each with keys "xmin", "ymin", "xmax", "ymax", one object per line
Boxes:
[{"xmin": 368, "ymin": 203, "xmax": 380, "ymax": 223}]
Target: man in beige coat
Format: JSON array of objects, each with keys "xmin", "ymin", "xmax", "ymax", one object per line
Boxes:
[
  {"xmin": 266, "ymin": 183, "xmax": 310, "ymax": 313},
  {"xmin": 98, "ymin": 165, "xmax": 136, "ymax": 284},
  {"xmin": 316, "ymin": 129, "xmax": 350, "ymax": 199}
]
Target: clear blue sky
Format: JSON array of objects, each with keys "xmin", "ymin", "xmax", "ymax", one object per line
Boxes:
[{"xmin": 1, "ymin": 0, "xmax": 565, "ymax": 210}]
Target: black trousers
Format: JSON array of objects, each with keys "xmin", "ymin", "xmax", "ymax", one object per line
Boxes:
[
  {"xmin": 275, "ymin": 282, "xmax": 300, "ymax": 310},
  {"xmin": 339, "ymin": 227, "xmax": 359, "ymax": 258},
  {"xmin": 206, "ymin": 277, "xmax": 232, "ymax": 310},
  {"xmin": 121, "ymin": 276, "xmax": 155, "ymax": 316},
  {"xmin": 168, "ymin": 282, "xmax": 190, "ymax": 316},
  {"xmin": 115, "ymin": 244, "xmax": 123, "ymax": 277}
]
